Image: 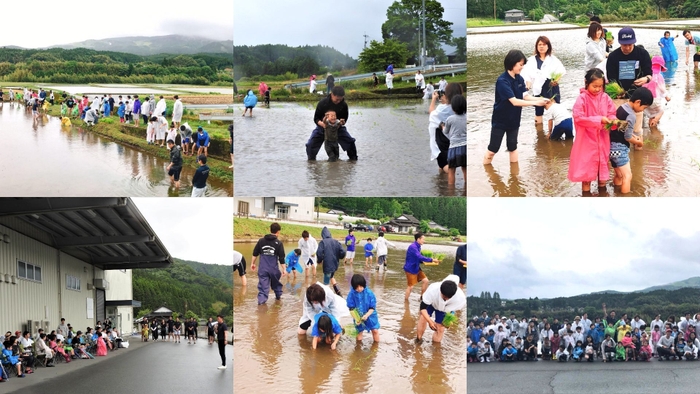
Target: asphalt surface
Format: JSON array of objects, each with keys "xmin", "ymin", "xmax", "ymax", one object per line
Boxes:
[
  {"xmin": 2, "ymin": 335, "xmax": 232, "ymax": 394},
  {"xmin": 468, "ymin": 359, "xmax": 700, "ymax": 394}
]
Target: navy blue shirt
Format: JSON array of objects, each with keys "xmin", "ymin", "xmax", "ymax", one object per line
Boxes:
[
  {"xmin": 192, "ymin": 165, "xmax": 210, "ymax": 188},
  {"xmin": 492, "ymin": 72, "xmax": 528, "ymax": 130}
]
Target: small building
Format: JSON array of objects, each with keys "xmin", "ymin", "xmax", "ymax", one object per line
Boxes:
[
  {"xmin": 327, "ymin": 209, "xmax": 345, "ymax": 215},
  {"xmin": 386, "ymin": 214, "xmax": 421, "ymax": 234},
  {"xmin": 505, "ymin": 9, "xmax": 525, "ymax": 23},
  {"xmin": 0, "ymin": 198, "xmax": 173, "ymax": 337},
  {"xmin": 428, "ymin": 221, "xmax": 449, "ymax": 232},
  {"xmin": 235, "ymin": 197, "xmax": 315, "ymax": 222},
  {"xmin": 147, "ymin": 306, "xmax": 173, "ymax": 320}
]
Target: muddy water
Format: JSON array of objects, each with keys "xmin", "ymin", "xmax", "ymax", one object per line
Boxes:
[
  {"xmin": 233, "ymin": 241, "xmax": 466, "ymax": 393},
  {"xmin": 0, "ymin": 102, "xmax": 231, "ymax": 196},
  {"xmin": 234, "ymin": 101, "xmax": 465, "ymax": 196},
  {"xmin": 467, "ymin": 28, "xmax": 700, "ymax": 196}
]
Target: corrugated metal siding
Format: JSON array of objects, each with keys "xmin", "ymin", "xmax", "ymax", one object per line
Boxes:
[
  {"xmin": 59, "ymin": 252, "xmax": 95, "ymax": 332},
  {"xmin": 0, "ymin": 223, "xmax": 60, "ymax": 334}
]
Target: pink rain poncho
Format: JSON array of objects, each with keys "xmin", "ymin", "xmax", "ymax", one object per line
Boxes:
[
  {"xmin": 96, "ymin": 336, "xmax": 107, "ymax": 356},
  {"xmin": 568, "ymin": 87, "xmax": 617, "ymax": 183},
  {"xmin": 258, "ymin": 82, "xmax": 268, "ymax": 98}
]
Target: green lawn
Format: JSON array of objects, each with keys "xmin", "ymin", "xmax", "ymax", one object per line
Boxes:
[{"xmin": 467, "ymin": 18, "xmax": 507, "ymax": 27}]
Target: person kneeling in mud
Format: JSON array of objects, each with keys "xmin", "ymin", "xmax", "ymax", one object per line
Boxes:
[
  {"xmin": 312, "ymin": 311, "xmax": 343, "ymax": 350},
  {"xmin": 323, "ymin": 110, "xmax": 341, "ymax": 162}
]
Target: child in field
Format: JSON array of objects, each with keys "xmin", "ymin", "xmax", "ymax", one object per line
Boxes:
[
  {"xmin": 242, "ymin": 89, "xmax": 257, "ymax": 117},
  {"xmin": 556, "ymin": 344, "xmax": 569, "ymax": 361},
  {"xmin": 311, "ymin": 311, "xmax": 342, "ymax": 350},
  {"xmin": 639, "ymin": 338, "xmax": 653, "ymax": 361},
  {"xmin": 440, "ymin": 94, "xmax": 466, "ymax": 185},
  {"xmin": 658, "ymin": 31, "xmax": 679, "ymax": 63},
  {"xmin": 346, "ymin": 274, "xmax": 380, "ymax": 343},
  {"xmin": 323, "ymin": 110, "xmax": 342, "ymax": 162},
  {"xmin": 284, "ymin": 249, "xmax": 303, "ymax": 279},
  {"xmin": 117, "ymin": 101, "xmax": 125, "ymax": 123},
  {"xmin": 166, "ymin": 122, "xmax": 178, "ymax": 149},
  {"xmin": 364, "ymin": 238, "xmax": 374, "ymax": 268},
  {"xmin": 264, "ymin": 87, "xmax": 271, "ymax": 107},
  {"xmin": 612, "ymin": 87, "xmax": 652, "ymax": 193},
  {"xmin": 468, "ymin": 342, "xmax": 479, "ymax": 362},
  {"xmin": 543, "ymin": 99, "xmax": 573, "ymax": 140},
  {"xmin": 572, "ymin": 340, "xmax": 584, "ymax": 361},
  {"xmin": 643, "ymin": 56, "xmax": 671, "ymax": 128},
  {"xmin": 568, "ymin": 68, "xmax": 617, "ymax": 193}
]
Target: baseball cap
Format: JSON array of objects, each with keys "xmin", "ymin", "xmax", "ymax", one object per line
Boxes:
[{"xmin": 618, "ymin": 27, "xmax": 637, "ymax": 45}]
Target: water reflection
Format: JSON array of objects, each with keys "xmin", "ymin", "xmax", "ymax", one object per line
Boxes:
[{"xmin": 0, "ymin": 103, "xmax": 231, "ymax": 196}]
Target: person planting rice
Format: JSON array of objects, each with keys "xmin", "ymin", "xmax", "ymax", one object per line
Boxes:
[
  {"xmin": 416, "ymin": 274, "xmax": 466, "ymax": 343},
  {"xmin": 346, "ymin": 274, "xmax": 380, "ymax": 343}
]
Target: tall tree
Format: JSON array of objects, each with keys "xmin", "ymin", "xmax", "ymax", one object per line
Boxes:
[{"xmin": 381, "ymin": 0, "xmax": 454, "ymax": 64}]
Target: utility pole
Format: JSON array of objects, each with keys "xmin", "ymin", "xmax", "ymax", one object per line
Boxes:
[
  {"xmin": 421, "ymin": 0, "xmax": 426, "ymax": 68},
  {"xmin": 494, "ymin": 0, "xmax": 496, "ymax": 20},
  {"xmin": 363, "ymin": 32, "xmax": 369, "ymax": 48}
]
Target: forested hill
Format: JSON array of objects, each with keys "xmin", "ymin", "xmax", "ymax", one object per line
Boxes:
[
  {"xmin": 0, "ymin": 47, "xmax": 232, "ymax": 85},
  {"xmin": 469, "ymin": 287, "xmax": 700, "ymax": 325},
  {"xmin": 318, "ymin": 198, "xmax": 466, "ymax": 234},
  {"xmin": 179, "ymin": 259, "xmax": 232, "ymax": 286},
  {"xmin": 48, "ymin": 35, "xmax": 233, "ymax": 56},
  {"xmin": 233, "ymin": 44, "xmax": 357, "ymax": 80},
  {"xmin": 133, "ymin": 258, "xmax": 232, "ymax": 320}
]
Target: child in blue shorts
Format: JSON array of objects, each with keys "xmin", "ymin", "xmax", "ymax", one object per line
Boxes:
[
  {"xmin": 363, "ymin": 238, "xmax": 374, "ymax": 269},
  {"xmin": 312, "ymin": 311, "xmax": 342, "ymax": 350},
  {"xmin": 346, "ymin": 274, "xmax": 380, "ymax": 343},
  {"xmin": 611, "ymin": 87, "xmax": 652, "ymax": 194},
  {"xmin": 284, "ymin": 249, "xmax": 303, "ymax": 279}
]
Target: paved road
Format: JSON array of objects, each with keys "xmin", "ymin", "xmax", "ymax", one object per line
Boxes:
[
  {"xmin": 3, "ymin": 336, "xmax": 232, "ymax": 394},
  {"xmin": 468, "ymin": 359, "xmax": 700, "ymax": 394}
]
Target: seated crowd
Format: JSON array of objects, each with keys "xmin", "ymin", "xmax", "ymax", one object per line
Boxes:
[
  {"xmin": 468, "ymin": 309, "xmax": 700, "ymax": 363},
  {"xmin": 1, "ymin": 318, "xmax": 123, "ymax": 381}
]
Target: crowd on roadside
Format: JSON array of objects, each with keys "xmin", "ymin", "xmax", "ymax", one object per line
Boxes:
[
  {"xmin": 468, "ymin": 306, "xmax": 700, "ymax": 363},
  {"xmin": 1, "ymin": 317, "xmax": 124, "ymax": 382}
]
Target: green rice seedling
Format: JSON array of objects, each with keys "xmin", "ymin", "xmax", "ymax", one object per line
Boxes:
[
  {"xmin": 442, "ymin": 312, "xmax": 458, "ymax": 328},
  {"xmin": 605, "ymin": 81, "xmax": 625, "ymax": 99}
]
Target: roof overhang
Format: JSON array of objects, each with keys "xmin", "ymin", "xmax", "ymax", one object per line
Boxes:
[
  {"xmin": 105, "ymin": 300, "xmax": 142, "ymax": 307},
  {"xmin": 274, "ymin": 201, "xmax": 299, "ymax": 207},
  {"xmin": 0, "ymin": 198, "xmax": 173, "ymax": 270}
]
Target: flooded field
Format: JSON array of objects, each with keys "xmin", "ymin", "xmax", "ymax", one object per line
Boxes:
[
  {"xmin": 467, "ymin": 28, "xmax": 700, "ymax": 196},
  {"xmin": 234, "ymin": 101, "xmax": 465, "ymax": 196},
  {"xmin": 0, "ymin": 102, "xmax": 231, "ymax": 196},
  {"xmin": 233, "ymin": 241, "xmax": 466, "ymax": 393}
]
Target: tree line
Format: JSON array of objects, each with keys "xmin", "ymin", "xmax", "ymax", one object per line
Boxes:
[
  {"xmin": 233, "ymin": 44, "xmax": 357, "ymax": 81},
  {"xmin": 133, "ymin": 259, "xmax": 232, "ymax": 322},
  {"xmin": 468, "ymin": 287, "xmax": 700, "ymax": 325},
  {"xmin": 318, "ymin": 197, "xmax": 466, "ymax": 234},
  {"xmin": 466, "ymin": 0, "xmax": 698, "ymax": 23},
  {"xmin": 0, "ymin": 47, "xmax": 233, "ymax": 85}
]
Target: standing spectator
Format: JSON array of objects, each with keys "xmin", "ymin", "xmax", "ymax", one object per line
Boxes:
[
  {"xmin": 385, "ymin": 71, "xmax": 394, "ymax": 95},
  {"xmin": 57, "ymin": 318, "xmax": 69, "ymax": 337},
  {"xmin": 195, "ymin": 126, "xmax": 210, "ymax": 157},
  {"xmin": 133, "ymin": 95, "xmax": 142, "ymax": 127},
  {"xmin": 309, "ymin": 75, "xmax": 317, "ymax": 94},
  {"xmin": 415, "ymin": 70, "xmax": 425, "ymax": 93},
  {"xmin": 326, "ymin": 73, "xmax": 335, "ymax": 95},
  {"xmin": 215, "ymin": 315, "xmax": 228, "ymax": 370},
  {"xmin": 258, "ymin": 82, "xmax": 269, "ymax": 101},
  {"xmin": 172, "ymin": 95, "xmax": 183, "ymax": 129},
  {"xmin": 229, "ymin": 124, "xmax": 234, "ymax": 169},
  {"xmin": 438, "ymin": 76, "xmax": 447, "ymax": 92}
]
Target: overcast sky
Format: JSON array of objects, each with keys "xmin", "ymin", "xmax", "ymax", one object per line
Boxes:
[
  {"xmin": 0, "ymin": 0, "xmax": 233, "ymax": 48},
  {"xmin": 467, "ymin": 199, "xmax": 700, "ymax": 299},
  {"xmin": 233, "ymin": 0, "xmax": 466, "ymax": 58},
  {"xmin": 132, "ymin": 198, "xmax": 232, "ymax": 266}
]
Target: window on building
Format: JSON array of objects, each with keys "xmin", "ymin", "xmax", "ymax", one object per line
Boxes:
[
  {"xmin": 17, "ymin": 260, "xmax": 42, "ymax": 283},
  {"xmin": 66, "ymin": 274, "xmax": 81, "ymax": 291}
]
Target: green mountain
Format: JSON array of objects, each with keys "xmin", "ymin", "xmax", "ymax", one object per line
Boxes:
[
  {"xmin": 179, "ymin": 259, "xmax": 232, "ymax": 286},
  {"xmin": 233, "ymin": 44, "xmax": 357, "ymax": 79},
  {"xmin": 133, "ymin": 258, "xmax": 231, "ymax": 321},
  {"xmin": 51, "ymin": 35, "xmax": 233, "ymax": 56},
  {"xmin": 639, "ymin": 277, "xmax": 700, "ymax": 293}
]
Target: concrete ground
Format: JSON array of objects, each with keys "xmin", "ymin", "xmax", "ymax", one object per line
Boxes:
[
  {"xmin": 468, "ymin": 358, "xmax": 700, "ymax": 394},
  {"xmin": 1, "ymin": 333, "xmax": 232, "ymax": 394}
]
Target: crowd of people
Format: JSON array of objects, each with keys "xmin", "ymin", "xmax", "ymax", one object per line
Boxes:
[
  {"xmin": 468, "ymin": 305, "xmax": 700, "ymax": 363},
  {"xmin": 1, "ymin": 318, "xmax": 123, "ymax": 382},
  {"xmin": 235, "ymin": 222, "xmax": 466, "ymax": 348},
  {"xmin": 481, "ymin": 17, "xmax": 697, "ymax": 195},
  {"xmin": 138, "ymin": 315, "xmax": 228, "ymax": 370}
]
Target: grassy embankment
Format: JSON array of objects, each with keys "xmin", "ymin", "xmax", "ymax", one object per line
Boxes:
[
  {"xmin": 39, "ymin": 97, "xmax": 233, "ymax": 183},
  {"xmin": 467, "ymin": 18, "xmax": 509, "ymax": 27},
  {"xmin": 236, "ymin": 72, "xmax": 466, "ymax": 102},
  {"xmin": 234, "ymin": 217, "xmax": 458, "ymax": 245}
]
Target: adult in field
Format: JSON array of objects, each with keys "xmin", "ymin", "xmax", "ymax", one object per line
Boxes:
[
  {"xmin": 305, "ymin": 86, "xmax": 358, "ymax": 161},
  {"xmin": 250, "ymin": 222, "xmax": 285, "ymax": 305},
  {"xmin": 606, "ymin": 27, "xmax": 652, "ymax": 97},
  {"xmin": 298, "ymin": 230, "xmax": 318, "ymax": 278},
  {"xmin": 585, "ymin": 22, "xmax": 608, "ymax": 72},
  {"xmin": 683, "ymin": 30, "xmax": 700, "ymax": 70},
  {"xmin": 521, "ymin": 36, "xmax": 566, "ymax": 124},
  {"xmin": 326, "ymin": 73, "xmax": 335, "ymax": 95},
  {"xmin": 297, "ymin": 282, "xmax": 349, "ymax": 335},
  {"xmin": 403, "ymin": 232, "xmax": 439, "ymax": 301},
  {"xmin": 429, "ymin": 82, "xmax": 464, "ymax": 172},
  {"xmin": 416, "ymin": 274, "xmax": 466, "ymax": 343},
  {"xmin": 172, "ymin": 95, "xmax": 183, "ymax": 129},
  {"xmin": 215, "ymin": 315, "xmax": 228, "ymax": 370}
]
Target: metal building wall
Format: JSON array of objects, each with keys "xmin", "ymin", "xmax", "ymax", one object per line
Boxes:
[
  {"xmin": 59, "ymin": 252, "xmax": 96, "ymax": 333},
  {"xmin": 0, "ymin": 222, "xmax": 60, "ymax": 334}
]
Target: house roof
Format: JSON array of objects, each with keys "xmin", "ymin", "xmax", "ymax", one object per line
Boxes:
[
  {"xmin": 506, "ymin": 9, "xmax": 523, "ymax": 13},
  {"xmin": 0, "ymin": 198, "xmax": 173, "ymax": 270},
  {"xmin": 392, "ymin": 214, "xmax": 420, "ymax": 225},
  {"xmin": 153, "ymin": 307, "xmax": 173, "ymax": 314}
]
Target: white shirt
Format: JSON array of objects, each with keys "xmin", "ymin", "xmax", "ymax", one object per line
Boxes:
[
  {"xmin": 438, "ymin": 79, "xmax": 447, "ymax": 92},
  {"xmin": 415, "ymin": 73, "xmax": 425, "ymax": 88},
  {"xmin": 310, "ymin": 80, "xmax": 317, "ymax": 93},
  {"xmin": 298, "ymin": 236, "xmax": 318, "ymax": 264},
  {"xmin": 373, "ymin": 236, "xmax": 395, "ymax": 257},
  {"xmin": 631, "ymin": 319, "xmax": 646, "ymax": 331},
  {"xmin": 543, "ymin": 102, "xmax": 571, "ymax": 127},
  {"xmin": 422, "ymin": 275, "xmax": 466, "ymax": 313}
]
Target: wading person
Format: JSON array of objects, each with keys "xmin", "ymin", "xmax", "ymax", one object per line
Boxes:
[
  {"xmin": 374, "ymin": 231, "xmax": 395, "ymax": 271},
  {"xmin": 191, "ymin": 155, "xmax": 210, "ymax": 197},
  {"xmin": 250, "ymin": 222, "xmax": 285, "ymax": 305},
  {"xmin": 483, "ymin": 50, "xmax": 549, "ymax": 165},
  {"xmin": 297, "ymin": 282, "xmax": 349, "ymax": 335},
  {"xmin": 166, "ymin": 139, "xmax": 183, "ymax": 188},
  {"xmin": 305, "ymin": 86, "xmax": 358, "ymax": 161},
  {"xmin": 216, "ymin": 315, "xmax": 228, "ymax": 370},
  {"xmin": 233, "ymin": 250, "xmax": 248, "ymax": 286},
  {"xmin": 403, "ymin": 232, "xmax": 439, "ymax": 301},
  {"xmin": 416, "ymin": 275, "xmax": 466, "ymax": 343},
  {"xmin": 180, "ymin": 122, "xmax": 194, "ymax": 156},
  {"xmin": 521, "ymin": 36, "xmax": 566, "ymax": 124},
  {"xmin": 606, "ymin": 27, "xmax": 652, "ymax": 97},
  {"xmin": 683, "ymin": 30, "xmax": 700, "ymax": 70},
  {"xmin": 317, "ymin": 227, "xmax": 346, "ymax": 296},
  {"xmin": 344, "ymin": 229, "xmax": 356, "ymax": 265},
  {"xmin": 429, "ymin": 82, "xmax": 464, "ymax": 173},
  {"xmin": 298, "ymin": 230, "xmax": 318, "ymax": 278}
]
